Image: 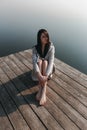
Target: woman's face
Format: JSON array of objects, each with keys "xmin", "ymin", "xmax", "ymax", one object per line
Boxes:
[{"xmin": 40, "ymin": 33, "xmax": 48, "ymax": 45}]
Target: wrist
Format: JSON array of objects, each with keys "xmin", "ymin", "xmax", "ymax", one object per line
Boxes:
[{"xmin": 44, "ymin": 74, "xmax": 49, "ymax": 79}]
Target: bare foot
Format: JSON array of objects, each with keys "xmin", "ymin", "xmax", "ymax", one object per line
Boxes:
[
  {"xmin": 36, "ymin": 86, "xmax": 42, "ymax": 101},
  {"xmin": 39, "ymin": 94, "xmax": 46, "ymax": 105},
  {"xmin": 39, "ymin": 86, "xmax": 47, "ymax": 105}
]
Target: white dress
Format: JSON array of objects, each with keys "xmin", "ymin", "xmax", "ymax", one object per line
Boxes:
[{"xmin": 31, "ymin": 42, "xmax": 56, "ymax": 81}]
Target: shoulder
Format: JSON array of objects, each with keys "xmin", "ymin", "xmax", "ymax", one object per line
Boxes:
[
  {"xmin": 49, "ymin": 42, "xmax": 55, "ymax": 52},
  {"xmin": 32, "ymin": 46, "xmax": 37, "ymax": 55},
  {"xmin": 32, "ymin": 45, "xmax": 40, "ymax": 56}
]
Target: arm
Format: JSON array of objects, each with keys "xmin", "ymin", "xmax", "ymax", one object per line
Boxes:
[
  {"xmin": 45, "ymin": 46, "xmax": 55, "ymax": 77},
  {"xmin": 32, "ymin": 47, "xmax": 41, "ymax": 75}
]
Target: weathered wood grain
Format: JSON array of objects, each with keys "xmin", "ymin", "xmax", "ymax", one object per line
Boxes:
[{"xmin": 0, "ymin": 48, "xmax": 87, "ymax": 130}]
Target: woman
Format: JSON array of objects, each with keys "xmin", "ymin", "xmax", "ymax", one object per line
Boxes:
[{"xmin": 31, "ymin": 29, "xmax": 55, "ymax": 105}]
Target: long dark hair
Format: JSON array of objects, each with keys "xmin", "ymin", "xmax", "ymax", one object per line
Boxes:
[{"xmin": 35, "ymin": 29, "xmax": 51, "ymax": 58}]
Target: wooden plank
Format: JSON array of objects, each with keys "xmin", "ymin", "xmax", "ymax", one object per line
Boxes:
[
  {"xmin": 14, "ymin": 51, "xmax": 87, "ymax": 130},
  {"xmin": 0, "ymin": 102, "xmax": 14, "ymax": 130},
  {"xmin": 0, "ymin": 49, "xmax": 87, "ymax": 130},
  {"xmin": 54, "ymin": 69, "xmax": 87, "ymax": 97},
  {"xmin": 44, "ymin": 98, "xmax": 80, "ymax": 130},
  {"xmin": 14, "ymin": 53, "xmax": 32, "ymax": 69},
  {"xmin": 47, "ymin": 86, "xmax": 87, "ymax": 130},
  {"xmin": 0, "ymin": 79, "xmax": 30, "ymax": 130},
  {"xmin": 48, "ymin": 79, "xmax": 87, "ymax": 119},
  {"xmin": 0, "ymin": 65, "xmax": 46, "ymax": 130},
  {"xmin": 0, "ymin": 57, "xmax": 3, "ymax": 63},
  {"xmin": 8, "ymin": 54, "xmax": 29, "ymax": 73},
  {"xmin": 3, "ymin": 55, "xmax": 80, "ymax": 130},
  {"xmin": 19, "ymin": 50, "xmax": 87, "ymax": 118},
  {"xmin": 54, "ymin": 58, "xmax": 87, "ymax": 87},
  {"xmin": 19, "ymin": 50, "xmax": 32, "ymax": 60},
  {"xmin": 1, "ymin": 60, "xmax": 63, "ymax": 130},
  {"xmin": 5, "ymin": 51, "xmax": 85, "ymax": 128},
  {"xmin": 54, "ymin": 57, "xmax": 87, "ymax": 80},
  {"xmin": 53, "ymin": 73, "xmax": 87, "ymax": 106}
]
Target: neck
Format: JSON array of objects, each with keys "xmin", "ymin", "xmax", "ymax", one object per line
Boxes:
[{"xmin": 42, "ymin": 44, "xmax": 45, "ymax": 47}]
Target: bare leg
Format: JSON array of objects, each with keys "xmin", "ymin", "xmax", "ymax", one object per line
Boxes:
[
  {"xmin": 39, "ymin": 60, "xmax": 48, "ymax": 105},
  {"xmin": 36, "ymin": 59, "xmax": 43, "ymax": 101}
]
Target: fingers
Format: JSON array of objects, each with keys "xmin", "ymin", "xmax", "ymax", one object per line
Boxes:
[{"xmin": 38, "ymin": 75, "xmax": 48, "ymax": 87}]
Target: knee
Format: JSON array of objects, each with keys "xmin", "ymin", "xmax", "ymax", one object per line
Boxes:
[
  {"xmin": 42, "ymin": 60, "xmax": 48, "ymax": 65},
  {"xmin": 38, "ymin": 59, "xmax": 42, "ymax": 66}
]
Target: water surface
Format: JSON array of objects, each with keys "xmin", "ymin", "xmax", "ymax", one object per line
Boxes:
[{"xmin": 0, "ymin": 0, "xmax": 87, "ymax": 75}]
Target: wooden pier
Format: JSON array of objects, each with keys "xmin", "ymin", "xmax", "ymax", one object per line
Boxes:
[{"xmin": 0, "ymin": 49, "xmax": 87, "ymax": 130}]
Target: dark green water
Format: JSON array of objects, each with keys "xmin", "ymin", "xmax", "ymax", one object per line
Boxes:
[{"xmin": 0, "ymin": 0, "xmax": 87, "ymax": 75}]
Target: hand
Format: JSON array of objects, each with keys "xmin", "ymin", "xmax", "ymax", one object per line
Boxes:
[
  {"xmin": 37, "ymin": 72, "xmax": 43, "ymax": 83},
  {"xmin": 42, "ymin": 75, "xmax": 48, "ymax": 82},
  {"xmin": 37, "ymin": 72, "xmax": 48, "ymax": 85}
]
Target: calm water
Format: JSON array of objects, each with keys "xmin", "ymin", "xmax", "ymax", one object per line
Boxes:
[{"xmin": 0, "ymin": 0, "xmax": 87, "ymax": 75}]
